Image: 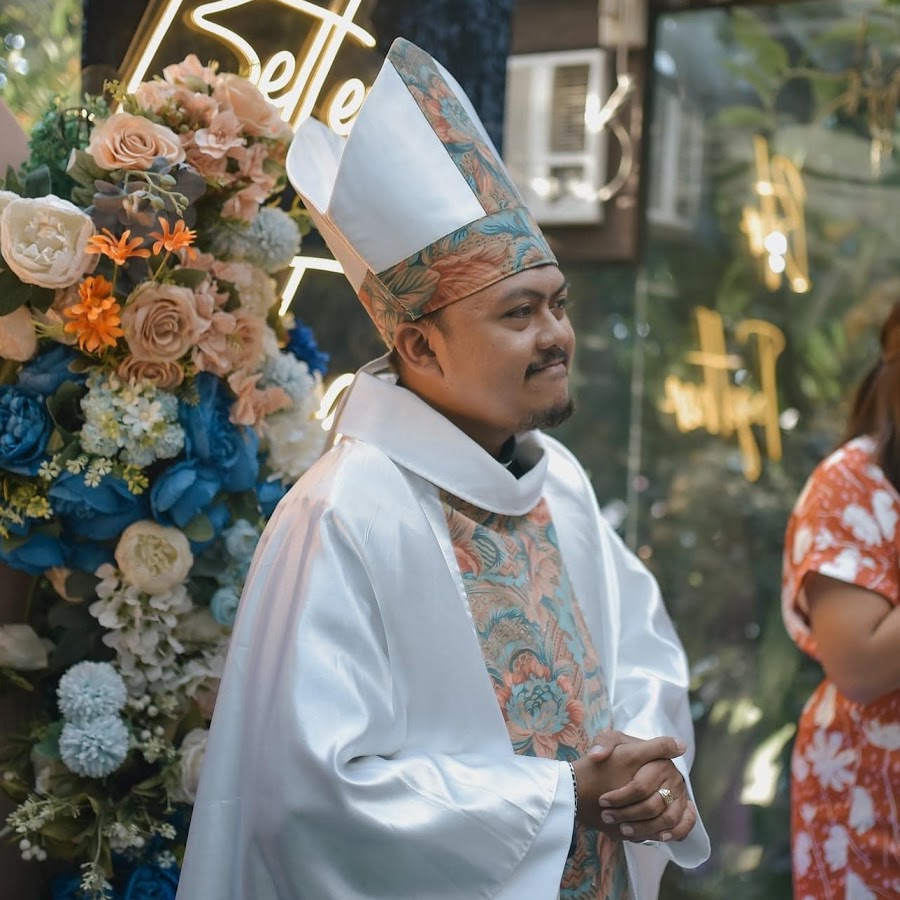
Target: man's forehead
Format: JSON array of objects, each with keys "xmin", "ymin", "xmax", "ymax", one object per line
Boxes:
[{"xmin": 476, "ymin": 266, "xmax": 568, "ymax": 307}]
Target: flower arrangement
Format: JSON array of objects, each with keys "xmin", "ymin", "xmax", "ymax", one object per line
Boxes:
[{"xmin": 0, "ymin": 54, "xmax": 328, "ymax": 899}]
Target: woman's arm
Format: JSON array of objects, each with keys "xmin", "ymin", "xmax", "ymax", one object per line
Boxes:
[{"xmin": 806, "ymin": 571, "xmax": 900, "ymax": 703}]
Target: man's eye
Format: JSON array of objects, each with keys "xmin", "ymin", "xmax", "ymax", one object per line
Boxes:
[{"xmin": 506, "ymin": 305, "xmax": 532, "ymax": 318}]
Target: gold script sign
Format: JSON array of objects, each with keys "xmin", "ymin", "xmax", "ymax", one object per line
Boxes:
[
  {"xmin": 660, "ymin": 307, "xmax": 785, "ymax": 482},
  {"xmin": 121, "ymin": 0, "xmax": 376, "ymax": 134},
  {"xmin": 740, "ymin": 135, "xmax": 810, "ymax": 294}
]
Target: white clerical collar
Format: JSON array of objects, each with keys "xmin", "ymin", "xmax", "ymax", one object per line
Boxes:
[{"xmin": 334, "ymin": 355, "xmax": 548, "ymax": 516}]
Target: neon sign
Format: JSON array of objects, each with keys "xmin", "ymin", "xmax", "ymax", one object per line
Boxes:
[
  {"xmin": 122, "ymin": 0, "xmax": 370, "ymax": 309},
  {"xmin": 740, "ymin": 135, "xmax": 810, "ymax": 294},
  {"xmin": 660, "ymin": 307, "xmax": 785, "ymax": 482},
  {"xmin": 122, "ymin": 0, "xmax": 375, "ymax": 133}
]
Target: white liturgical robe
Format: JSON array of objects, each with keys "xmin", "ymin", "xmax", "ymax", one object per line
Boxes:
[{"xmin": 176, "ymin": 359, "xmax": 711, "ymax": 900}]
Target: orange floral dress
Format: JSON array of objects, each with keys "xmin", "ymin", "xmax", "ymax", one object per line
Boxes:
[{"xmin": 782, "ymin": 436, "xmax": 900, "ymax": 899}]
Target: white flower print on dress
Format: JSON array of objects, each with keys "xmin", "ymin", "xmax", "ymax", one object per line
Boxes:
[
  {"xmin": 864, "ymin": 719, "xmax": 900, "ymax": 751},
  {"xmin": 793, "ymin": 830, "xmax": 813, "ymax": 877},
  {"xmin": 819, "ymin": 548, "xmax": 862, "ymax": 583},
  {"xmin": 823, "ymin": 824, "xmax": 848, "ymax": 871},
  {"xmin": 792, "ymin": 748, "xmax": 810, "ymax": 782},
  {"xmin": 872, "ymin": 489, "xmax": 898, "ymax": 541},
  {"xmin": 813, "ymin": 684, "xmax": 837, "ymax": 729},
  {"xmin": 846, "ymin": 871, "xmax": 877, "ymax": 900},
  {"xmin": 841, "ymin": 505, "xmax": 881, "ymax": 546},
  {"xmin": 848, "ymin": 787, "xmax": 875, "ymax": 834},
  {"xmin": 793, "ymin": 525, "xmax": 813, "ymax": 565},
  {"xmin": 806, "ymin": 729, "xmax": 858, "ymax": 791}
]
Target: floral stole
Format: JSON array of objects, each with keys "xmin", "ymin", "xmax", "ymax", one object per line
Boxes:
[{"xmin": 441, "ymin": 493, "xmax": 631, "ymax": 900}]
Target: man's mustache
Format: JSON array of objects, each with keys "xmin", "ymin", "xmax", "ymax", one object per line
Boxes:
[{"xmin": 526, "ymin": 349, "xmax": 569, "ymax": 377}]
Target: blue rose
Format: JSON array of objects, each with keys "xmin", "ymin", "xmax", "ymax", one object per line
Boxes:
[
  {"xmin": 0, "ymin": 385, "xmax": 53, "ymax": 475},
  {"xmin": 180, "ymin": 374, "xmax": 259, "ymax": 491},
  {"xmin": 17, "ymin": 345, "xmax": 84, "ymax": 396},
  {"xmin": 286, "ymin": 320, "xmax": 329, "ymax": 377},
  {"xmin": 151, "ymin": 460, "xmax": 222, "ymax": 528},
  {"xmin": 0, "ymin": 531, "xmax": 66, "ymax": 575},
  {"xmin": 50, "ymin": 472, "xmax": 147, "ymax": 540},
  {"xmin": 66, "ymin": 539, "xmax": 115, "ymax": 574},
  {"xmin": 210, "ymin": 584, "xmax": 241, "ymax": 626},
  {"xmin": 256, "ymin": 478, "xmax": 288, "ymax": 518},
  {"xmin": 123, "ymin": 864, "xmax": 178, "ymax": 900}
]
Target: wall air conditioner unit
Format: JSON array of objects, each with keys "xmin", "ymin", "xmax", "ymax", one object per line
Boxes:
[
  {"xmin": 646, "ymin": 80, "xmax": 704, "ymax": 232},
  {"xmin": 503, "ymin": 48, "xmax": 609, "ymax": 226}
]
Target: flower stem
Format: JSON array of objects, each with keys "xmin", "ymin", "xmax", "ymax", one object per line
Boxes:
[{"xmin": 0, "ymin": 357, "xmax": 19, "ymax": 385}]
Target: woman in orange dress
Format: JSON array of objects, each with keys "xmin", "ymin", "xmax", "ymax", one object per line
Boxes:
[{"xmin": 782, "ymin": 300, "xmax": 900, "ymax": 899}]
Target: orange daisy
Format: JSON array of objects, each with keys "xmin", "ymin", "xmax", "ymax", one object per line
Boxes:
[
  {"xmin": 86, "ymin": 228, "xmax": 151, "ymax": 265},
  {"xmin": 63, "ymin": 275, "xmax": 125, "ymax": 353},
  {"xmin": 149, "ymin": 217, "xmax": 198, "ymax": 261}
]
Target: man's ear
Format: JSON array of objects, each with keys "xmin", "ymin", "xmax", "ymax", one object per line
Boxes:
[{"xmin": 393, "ymin": 321, "xmax": 444, "ymax": 377}]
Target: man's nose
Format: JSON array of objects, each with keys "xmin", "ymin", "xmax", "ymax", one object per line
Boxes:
[{"xmin": 536, "ymin": 307, "xmax": 572, "ymax": 349}]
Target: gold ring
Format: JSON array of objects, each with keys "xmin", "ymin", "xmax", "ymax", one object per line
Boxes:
[{"xmin": 657, "ymin": 787, "xmax": 675, "ymax": 806}]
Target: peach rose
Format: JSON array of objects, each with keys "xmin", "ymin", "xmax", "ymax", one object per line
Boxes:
[
  {"xmin": 122, "ymin": 282, "xmax": 204, "ymax": 362},
  {"xmin": 133, "ymin": 80, "xmax": 176, "ymax": 115},
  {"xmin": 193, "ymin": 110, "xmax": 245, "ymax": 159},
  {"xmin": 0, "ymin": 195, "xmax": 96, "ymax": 289},
  {"xmin": 163, "ymin": 54, "xmax": 218, "ymax": 88},
  {"xmin": 87, "ymin": 113, "xmax": 186, "ymax": 171},
  {"xmin": 0, "ymin": 305, "xmax": 37, "ymax": 361},
  {"xmin": 117, "ymin": 355, "xmax": 185, "ymax": 390},
  {"xmin": 213, "ymin": 73, "xmax": 283, "ymax": 137}
]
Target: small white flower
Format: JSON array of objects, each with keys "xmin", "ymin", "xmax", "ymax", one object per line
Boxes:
[
  {"xmin": 823, "ymin": 823, "xmax": 848, "ymax": 871},
  {"xmin": 793, "ymin": 830, "xmax": 813, "ymax": 877},
  {"xmin": 872, "ymin": 490, "xmax": 898, "ymax": 541},
  {"xmin": 819, "ymin": 548, "xmax": 862, "ymax": 583},
  {"xmin": 841, "ymin": 505, "xmax": 881, "ymax": 546},
  {"xmin": 806, "ymin": 729, "xmax": 857, "ymax": 791},
  {"xmin": 171, "ymin": 727, "xmax": 209, "ymax": 803},
  {"xmin": 849, "ymin": 787, "xmax": 875, "ymax": 834},
  {"xmin": 792, "ymin": 525, "xmax": 813, "ymax": 565},
  {"xmin": 864, "ymin": 719, "xmax": 900, "ymax": 751},
  {"xmin": 812, "ymin": 684, "xmax": 837, "ymax": 729},
  {"xmin": 846, "ymin": 872, "xmax": 876, "ymax": 900}
]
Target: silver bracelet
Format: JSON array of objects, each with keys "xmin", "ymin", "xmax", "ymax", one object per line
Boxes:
[{"xmin": 567, "ymin": 762, "xmax": 578, "ymax": 819}]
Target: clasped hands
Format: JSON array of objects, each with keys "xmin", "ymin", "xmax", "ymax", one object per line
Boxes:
[{"xmin": 571, "ymin": 729, "xmax": 697, "ymax": 843}]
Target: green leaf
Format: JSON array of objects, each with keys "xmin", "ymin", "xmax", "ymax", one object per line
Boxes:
[
  {"xmin": 66, "ymin": 148, "xmax": 105, "ymax": 187},
  {"xmin": 47, "ymin": 380, "xmax": 87, "ymax": 435},
  {"xmin": 64, "ymin": 569, "xmax": 101, "ymax": 601},
  {"xmin": 34, "ymin": 720, "xmax": 63, "ymax": 759},
  {"xmin": 169, "ymin": 268, "xmax": 208, "ymax": 288},
  {"xmin": 731, "ymin": 9, "xmax": 789, "ymax": 75},
  {"xmin": 3, "ymin": 166, "xmax": 23, "ymax": 195},
  {"xmin": 182, "ymin": 513, "xmax": 215, "ymax": 543},
  {"xmin": 229, "ymin": 490, "xmax": 261, "ymax": 524},
  {"xmin": 0, "ymin": 266, "xmax": 32, "ymax": 316},
  {"xmin": 716, "ymin": 105, "xmax": 772, "ymax": 132},
  {"xmin": 23, "ymin": 164, "xmax": 52, "ymax": 199}
]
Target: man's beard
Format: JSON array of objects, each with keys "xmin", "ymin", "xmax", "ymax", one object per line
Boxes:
[{"xmin": 521, "ymin": 399, "xmax": 575, "ymax": 432}]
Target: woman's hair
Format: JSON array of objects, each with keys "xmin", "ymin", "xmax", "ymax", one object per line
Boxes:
[{"xmin": 843, "ymin": 300, "xmax": 900, "ymax": 492}]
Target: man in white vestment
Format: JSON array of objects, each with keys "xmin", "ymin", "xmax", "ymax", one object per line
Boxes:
[{"xmin": 176, "ymin": 37, "xmax": 710, "ymax": 900}]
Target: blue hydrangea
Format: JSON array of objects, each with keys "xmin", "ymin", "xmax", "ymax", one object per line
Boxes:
[
  {"xmin": 57, "ymin": 661, "xmax": 128, "ymax": 724},
  {"xmin": 210, "ymin": 585, "xmax": 241, "ymax": 627},
  {"xmin": 59, "ymin": 715, "xmax": 130, "ymax": 778},
  {"xmin": 211, "ymin": 207, "xmax": 301, "ymax": 273},
  {"xmin": 285, "ymin": 321, "xmax": 329, "ymax": 377},
  {"xmin": 80, "ymin": 374, "xmax": 184, "ymax": 468},
  {"xmin": 262, "ymin": 350, "xmax": 318, "ymax": 408},
  {"xmin": 222, "ymin": 519, "xmax": 259, "ymax": 564}
]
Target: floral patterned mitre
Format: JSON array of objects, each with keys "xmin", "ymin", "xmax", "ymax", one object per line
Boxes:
[{"xmin": 287, "ymin": 38, "xmax": 557, "ymax": 347}]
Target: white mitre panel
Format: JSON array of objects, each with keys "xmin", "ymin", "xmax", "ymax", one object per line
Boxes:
[
  {"xmin": 328, "ymin": 62, "xmax": 485, "ymax": 274},
  {"xmin": 287, "ymin": 118, "xmax": 368, "ymax": 291}
]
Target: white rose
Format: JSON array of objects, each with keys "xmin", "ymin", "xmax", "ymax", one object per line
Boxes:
[
  {"xmin": 175, "ymin": 607, "xmax": 228, "ymax": 644},
  {"xmin": 0, "ymin": 305, "xmax": 37, "ymax": 361},
  {"xmin": 114, "ymin": 520, "xmax": 194, "ymax": 595},
  {"xmin": 0, "ymin": 190, "xmax": 19, "ymax": 215},
  {"xmin": 1, "ymin": 195, "xmax": 96, "ymax": 289},
  {"xmin": 0, "ymin": 623, "xmax": 49, "ymax": 670},
  {"xmin": 173, "ymin": 727, "xmax": 208, "ymax": 803}
]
